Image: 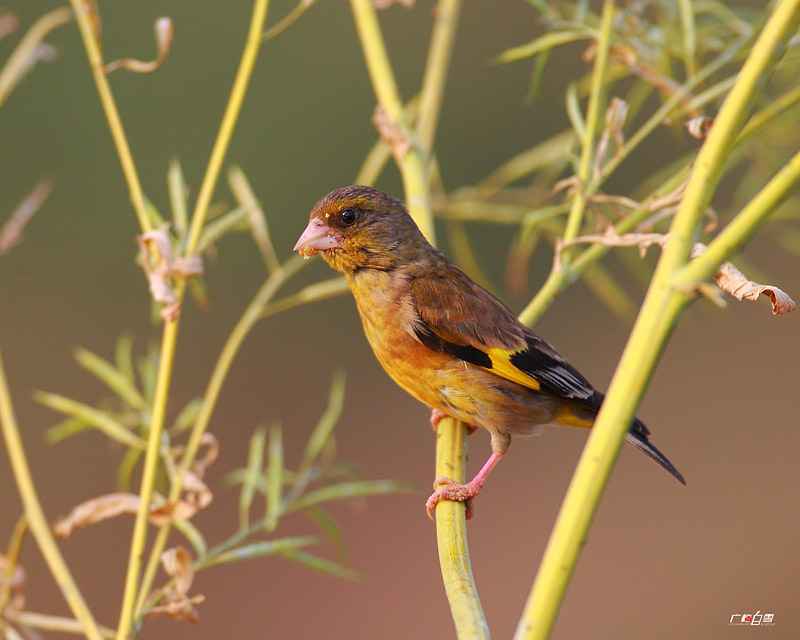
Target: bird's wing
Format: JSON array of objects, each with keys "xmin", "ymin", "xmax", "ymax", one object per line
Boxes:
[{"xmin": 408, "ymin": 262, "xmax": 596, "ymax": 403}]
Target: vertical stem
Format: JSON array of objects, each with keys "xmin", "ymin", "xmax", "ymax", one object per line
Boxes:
[
  {"xmin": 0, "ymin": 348, "xmax": 104, "ymax": 640},
  {"xmin": 68, "ymin": 0, "xmax": 151, "ymax": 234},
  {"xmin": 514, "ymin": 2, "xmax": 800, "ymax": 637},
  {"xmin": 561, "ymin": 0, "xmax": 614, "ymax": 254},
  {"xmin": 184, "ymin": 0, "xmax": 271, "ymax": 255},
  {"xmin": 115, "ymin": 320, "xmax": 179, "ymax": 640},
  {"xmin": 434, "ymin": 417, "xmax": 489, "ymax": 640},
  {"xmin": 134, "ymin": 257, "xmax": 305, "ymax": 617},
  {"xmin": 416, "ymin": 0, "xmax": 461, "ymax": 156},
  {"xmin": 348, "ymin": 0, "xmax": 435, "ymax": 242}
]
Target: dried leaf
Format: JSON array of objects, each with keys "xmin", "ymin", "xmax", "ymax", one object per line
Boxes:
[
  {"xmin": 136, "ymin": 228, "xmax": 203, "ymax": 321},
  {"xmin": 561, "ymin": 232, "xmax": 796, "ymax": 315},
  {"xmin": 145, "ymin": 593, "xmax": 205, "ymax": 623},
  {"xmin": 104, "ymin": 17, "xmax": 173, "ymax": 74},
  {"xmin": 137, "ymin": 228, "xmax": 178, "ymax": 319},
  {"xmin": 373, "ymin": 0, "xmax": 414, "ymax": 7},
  {"xmin": 149, "ymin": 500, "xmax": 200, "ymax": 527},
  {"xmin": 713, "ymin": 259, "xmax": 796, "ymax": 314},
  {"xmin": 0, "ymin": 554, "xmax": 26, "ymax": 590},
  {"xmin": 372, "ymin": 106, "xmax": 412, "ymax": 161},
  {"xmin": 685, "ymin": 116, "xmax": 714, "ymax": 140},
  {"xmin": 0, "ymin": 12, "xmax": 19, "ymax": 40},
  {"xmin": 0, "ymin": 177, "xmax": 54, "ymax": 255},
  {"xmin": 169, "ymin": 432, "xmax": 218, "ymax": 478},
  {"xmin": 594, "ymin": 98, "xmax": 628, "ymax": 175},
  {"xmin": 54, "ymin": 493, "xmax": 140, "ymax": 538},
  {"xmin": 161, "ymin": 546, "xmax": 194, "ymax": 596}
]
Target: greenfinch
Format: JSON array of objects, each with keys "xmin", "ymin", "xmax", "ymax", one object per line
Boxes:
[{"xmin": 294, "ymin": 185, "xmax": 684, "ymax": 519}]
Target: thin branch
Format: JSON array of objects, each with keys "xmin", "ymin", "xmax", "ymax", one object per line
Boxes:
[
  {"xmin": 68, "ymin": 0, "xmax": 151, "ymax": 234},
  {"xmin": 514, "ymin": 2, "xmax": 800, "ymax": 637},
  {"xmin": 0, "ymin": 348, "xmax": 104, "ymax": 640}
]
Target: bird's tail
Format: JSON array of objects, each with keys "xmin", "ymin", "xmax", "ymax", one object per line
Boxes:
[{"xmin": 625, "ymin": 421, "xmax": 686, "ymax": 485}]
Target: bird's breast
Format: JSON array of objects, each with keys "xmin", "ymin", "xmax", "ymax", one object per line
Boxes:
[{"xmin": 347, "ymin": 269, "xmax": 448, "ymax": 408}]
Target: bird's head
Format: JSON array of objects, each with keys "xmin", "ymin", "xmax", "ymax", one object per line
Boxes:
[{"xmin": 294, "ymin": 185, "xmax": 426, "ymax": 273}]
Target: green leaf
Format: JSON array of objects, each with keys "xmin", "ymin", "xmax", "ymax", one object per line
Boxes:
[
  {"xmin": 35, "ymin": 391, "xmax": 146, "ymax": 450},
  {"xmin": 117, "ymin": 446, "xmax": 143, "ymax": 492},
  {"xmin": 287, "ymin": 480, "xmax": 416, "ymax": 513},
  {"xmin": 304, "ymin": 506, "xmax": 349, "ymax": 563},
  {"xmin": 495, "ymin": 29, "xmax": 595, "ymax": 65},
  {"xmin": 196, "ymin": 206, "xmax": 248, "ymax": 254},
  {"xmin": 170, "ymin": 397, "xmax": 202, "ymax": 436},
  {"xmin": 227, "ymin": 165, "xmax": 280, "ymax": 274},
  {"xmin": 144, "ymin": 197, "xmax": 166, "ymax": 229},
  {"xmin": 136, "ymin": 344, "xmax": 159, "ymax": 406},
  {"xmin": 74, "ymin": 346, "xmax": 149, "ymax": 411},
  {"xmin": 198, "ymin": 536, "xmax": 319, "ymax": 570},
  {"xmin": 239, "ymin": 426, "xmax": 267, "ymax": 530},
  {"xmin": 264, "ymin": 423, "xmax": 284, "ymax": 532},
  {"xmin": 277, "ymin": 548, "xmax": 361, "ymax": 580},
  {"xmin": 114, "ymin": 333, "xmax": 135, "ymax": 382},
  {"xmin": 261, "ymin": 277, "xmax": 349, "ymax": 318},
  {"xmin": 566, "ymin": 82, "xmax": 586, "ymax": 143},
  {"xmin": 168, "ymin": 158, "xmax": 189, "ymax": 238},
  {"xmin": 300, "ymin": 370, "xmax": 345, "ymax": 471},
  {"xmin": 174, "ymin": 518, "xmax": 208, "ymax": 557},
  {"xmin": 525, "ymin": 49, "xmax": 551, "ymax": 105},
  {"xmin": 43, "ymin": 416, "xmax": 91, "ymax": 445}
]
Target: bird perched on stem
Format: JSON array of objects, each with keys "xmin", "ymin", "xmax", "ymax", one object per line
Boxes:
[{"xmin": 294, "ymin": 185, "xmax": 685, "ymax": 519}]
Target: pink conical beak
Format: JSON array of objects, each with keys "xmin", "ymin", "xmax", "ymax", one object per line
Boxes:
[{"xmin": 294, "ymin": 218, "xmax": 340, "ymax": 257}]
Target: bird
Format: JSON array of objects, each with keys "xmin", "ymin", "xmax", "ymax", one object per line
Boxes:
[{"xmin": 294, "ymin": 185, "xmax": 685, "ymax": 519}]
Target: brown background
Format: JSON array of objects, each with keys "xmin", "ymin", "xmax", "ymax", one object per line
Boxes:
[{"xmin": 0, "ymin": 1, "xmax": 797, "ymax": 638}]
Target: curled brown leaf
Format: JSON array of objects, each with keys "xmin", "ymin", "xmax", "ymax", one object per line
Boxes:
[
  {"xmin": 161, "ymin": 546, "xmax": 194, "ymax": 596},
  {"xmin": 137, "ymin": 228, "xmax": 203, "ymax": 321},
  {"xmin": 685, "ymin": 116, "xmax": 714, "ymax": 140},
  {"xmin": 146, "ymin": 547, "xmax": 204, "ymax": 623},
  {"xmin": 0, "ymin": 553, "xmax": 26, "ymax": 591},
  {"xmin": 372, "ymin": 105, "xmax": 412, "ymax": 161},
  {"xmin": 0, "ymin": 177, "xmax": 54, "ymax": 255},
  {"xmin": 712, "ymin": 257, "xmax": 795, "ymax": 315},
  {"xmin": 145, "ymin": 593, "xmax": 205, "ymax": 623},
  {"xmin": 104, "ymin": 17, "xmax": 173, "ymax": 74},
  {"xmin": 53, "ymin": 493, "xmax": 140, "ymax": 538},
  {"xmin": 560, "ymin": 231, "xmax": 795, "ymax": 315}
]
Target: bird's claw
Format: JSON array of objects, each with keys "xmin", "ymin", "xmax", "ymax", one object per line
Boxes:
[
  {"xmin": 426, "ymin": 476, "xmax": 477, "ymax": 521},
  {"xmin": 428, "ymin": 409, "xmax": 478, "ymax": 435}
]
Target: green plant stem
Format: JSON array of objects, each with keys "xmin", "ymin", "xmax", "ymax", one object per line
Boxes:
[
  {"xmin": 0, "ymin": 348, "xmax": 104, "ymax": 640},
  {"xmin": 348, "ymin": 0, "xmax": 434, "ymax": 242},
  {"xmin": 68, "ymin": 0, "xmax": 151, "ymax": 234},
  {"xmin": 115, "ymin": 321, "xmax": 179, "ymax": 640},
  {"xmin": 434, "ymin": 417, "xmax": 489, "ymax": 640},
  {"xmin": 513, "ymin": 2, "xmax": 800, "ymax": 638},
  {"xmin": 561, "ymin": 0, "xmax": 614, "ymax": 255},
  {"xmin": 679, "ymin": 144, "xmax": 800, "ymax": 286},
  {"xmin": 416, "ymin": 0, "xmax": 461, "ymax": 156},
  {"xmin": 185, "ymin": 0, "xmax": 270, "ymax": 256},
  {"xmin": 518, "ymin": 31, "xmax": 749, "ymax": 327},
  {"xmin": 133, "ymin": 256, "xmax": 306, "ymax": 618}
]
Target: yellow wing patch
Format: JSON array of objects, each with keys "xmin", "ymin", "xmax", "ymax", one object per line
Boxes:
[{"xmin": 485, "ymin": 347, "xmax": 541, "ymax": 391}]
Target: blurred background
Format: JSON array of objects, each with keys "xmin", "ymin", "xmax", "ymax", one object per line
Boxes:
[{"xmin": 0, "ymin": 1, "xmax": 798, "ymax": 638}]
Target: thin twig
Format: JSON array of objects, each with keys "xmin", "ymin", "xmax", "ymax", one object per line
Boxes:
[{"xmin": 0, "ymin": 349, "xmax": 104, "ymax": 640}]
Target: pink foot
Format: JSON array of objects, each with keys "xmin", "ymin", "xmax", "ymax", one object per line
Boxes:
[
  {"xmin": 429, "ymin": 408, "xmax": 448, "ymax": 431},
  {"xmin": 428, "ymin": 408, "xmax": 478, "ymax": 435},
  {"xmin": 426, "ymin": 477, "xmax": 482, "ymax": 520},
  {"xmin": 425, "ymin": 451, "xmax": 505, "ymax": 521}
]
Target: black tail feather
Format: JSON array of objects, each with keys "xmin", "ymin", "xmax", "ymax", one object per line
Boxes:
[{"xmin": 625, "ymin": 426, "xmax": 686, "ymax": 485}]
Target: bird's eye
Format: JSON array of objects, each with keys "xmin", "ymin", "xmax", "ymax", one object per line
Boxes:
[{"xmin": 339, "ymin": 208, "xmax": 358, "ymax": 227}]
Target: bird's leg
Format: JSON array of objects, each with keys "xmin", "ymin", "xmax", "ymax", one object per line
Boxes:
[
  {"xmin": 426, "ymin": 451, "xmax": 504, "ymax": 520},
  {"xmin": 429, "ymin": 408, "xmax": 477, "ymax": 435}
]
